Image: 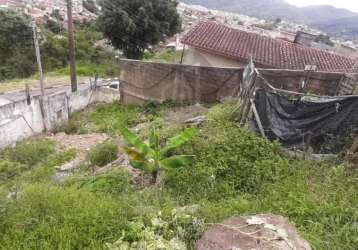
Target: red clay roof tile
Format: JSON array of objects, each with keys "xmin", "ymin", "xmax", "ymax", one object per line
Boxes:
[{"xmin": 181, "ymin": 22, "xmax": 358, "ymax": 73}]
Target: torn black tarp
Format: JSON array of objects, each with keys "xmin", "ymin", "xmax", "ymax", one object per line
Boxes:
[{"xmin": 254, "ymin": 89, "xmax": 358, "ymax": 153}]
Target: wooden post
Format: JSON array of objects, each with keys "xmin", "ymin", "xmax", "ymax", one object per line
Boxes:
[
  {"xmin": 25, "ymin": 83, "xmax": 31, "ymax": 105},
  {"xmin": 250, "ymin": 99, "xmax": 265, "ymax": 137},
  {"xmin": 67, "ymin": 0, "xmax": 77, "ymax": 92},
  {"xmin": 180, "ymin": 44, "xmax": 186, "ymax": 64}
]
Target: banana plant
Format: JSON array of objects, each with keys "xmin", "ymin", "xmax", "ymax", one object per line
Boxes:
[{"xmin": 119, "ymin": 126, "xmax": 196, "ymax": 184}]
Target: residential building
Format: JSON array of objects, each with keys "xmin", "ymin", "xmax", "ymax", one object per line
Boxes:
[{"xmin": 181, "ymin": 22, "xmax": 358, "ymax": 73}]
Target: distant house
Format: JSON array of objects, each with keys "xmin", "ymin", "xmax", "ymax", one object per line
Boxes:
[{"xmin": 181, "ymin": 22, "xmax": 358, "ymax": 73}]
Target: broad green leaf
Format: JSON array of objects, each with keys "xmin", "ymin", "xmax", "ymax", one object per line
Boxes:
[
  {"xmin": 160, "ymin": 155, "xmax": 194, "ymax": 169},
  {"xmin": 161, "ymin": 128, "xmax": 196, "ymax": 155},
  {"xmin": 122, "ymin": 146, "xmax": 147, "ymax": 162},
  {"xmin": 131, "ymin": 161, "xmax": 152, "ymax": 173},
  {"xmin": 119, "ymin": 126, "xmax": 151, "ymax": 155}
]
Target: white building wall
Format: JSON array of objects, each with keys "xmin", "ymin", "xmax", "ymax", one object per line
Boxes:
[{"xmin": 183, "ymin": 47, "xmax": 246, "ymax": 68}]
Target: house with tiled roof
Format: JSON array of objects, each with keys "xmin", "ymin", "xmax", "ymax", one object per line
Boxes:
[{"xmin": 181, "ymin": 22, "xmax": 358, "ymax": 73}]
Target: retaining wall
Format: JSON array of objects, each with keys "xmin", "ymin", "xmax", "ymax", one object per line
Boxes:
[{"xmin": 0, "ymin": 86, "xmax": 120, "ymax": 149}]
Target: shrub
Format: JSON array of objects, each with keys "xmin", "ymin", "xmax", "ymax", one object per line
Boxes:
[
  {"xmin": 1, "ymin": 139, "xmax": 56, "ymax": 167},
  {"xmin": 0, "ymin": 184, "xmax": 128, "ymax": 249},
  {"xmin": 88, "ymin": 141, "xmax": 118, "ymax": 166},
  {"xmin": 89, "ymin": 103, "xmax": 140, "ymax": 134},
  {"xmin": 165, "ymin": 103, "xmax": 288, "ymax": 200}
]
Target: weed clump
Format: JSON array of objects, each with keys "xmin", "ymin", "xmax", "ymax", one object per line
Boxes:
[
  {"xmin": 0, "ymin": 160, "xmax": 26, "ymax": 182},
  {"xmin": 89, "ymin": 102, "xmax": 140, "ymax": 134},
  {"xmin": 0, "ymin": 139, "xmax": 56, "ymax": 167},
  {"xmin": 88, "ymin": 140, "xmax": 118, "ymax": 166},
  {"xmin": 0, "ymin": 184, "xmax": 128, "ymax": 249},
  {"xmin": 71, "ymin": 170, "xmax": 132, "ymax": 195}
]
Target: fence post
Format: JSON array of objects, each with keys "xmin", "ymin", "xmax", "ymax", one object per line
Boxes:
[{"xmin": 25, "ymin": 84, "xmax": 31, "ymax": 105}]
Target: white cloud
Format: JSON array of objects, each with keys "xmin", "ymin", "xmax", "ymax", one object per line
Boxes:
[{"xmin": 286, "ymin": 0, "xmax": 358, "ymax": 13}]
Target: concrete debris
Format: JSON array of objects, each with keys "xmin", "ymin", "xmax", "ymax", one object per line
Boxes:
[
  {"xmin": 94, "ymin": 154, "xmax": 132, "ymax": 176},
  {"xmin": 56, "ymin": 158, "xmax": 83, "ymax": 172},
  {"xmin": 185, "ymin": 116, "xmax": 206, "ymax": 126},
  {"xmin": 281, "ymin": 148, "xmax": 337, "ymax": 161},
  {"xmin": 197, "ymin": 214, "xmax": 312, "ymax": 250},
  {"xmin": 53, "ymin": 158, "xmax": 85, "ymax": 182}
]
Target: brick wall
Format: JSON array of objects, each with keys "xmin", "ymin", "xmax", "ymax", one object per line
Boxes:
[
  {"xmin": 120, "ymin": 59, "xmax": 243, "ymax": 104},
  {"xmin": 120, "ymin": 59, "xmax": 358, "ymax": 105}
]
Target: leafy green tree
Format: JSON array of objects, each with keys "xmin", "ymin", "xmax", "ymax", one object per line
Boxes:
[
  {"xmin": 41, "ymin": 22, "xmax": 108, "ymax": 72},
  {"xmin": 0, "ymin": 9, "xmax": 36, "ymax": 80},
  {"xmin": 83, "ymin": 0, "xmax": 99, "ymax": 14},
  {"xmin": 98, "ymin": 0, "xmax": 181, "ymax": 59},
  {"xmin": 120, "ymin": 126, "xmax": 195, "ymax": 184}
]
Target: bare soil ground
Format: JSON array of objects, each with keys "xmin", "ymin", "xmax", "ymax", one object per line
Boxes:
[
  {"xmin": 42, "ymin": 132, "xmax": 109, "ymax": 165},
  {"xmin": 164, "ymin": 104, "xmax": 208, "ymax": 124}
]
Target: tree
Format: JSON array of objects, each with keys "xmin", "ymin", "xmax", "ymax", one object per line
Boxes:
[
  {"xmin": 83, "ymin": 0, "xmax": 99, "ymax": 14},
  {"xmin": 98, "ymin": 0, "xmax": 181, "ymax": 59},
  {"xmin": 0, "ymin": 9, "xmax": 36, "ymax": 80}
]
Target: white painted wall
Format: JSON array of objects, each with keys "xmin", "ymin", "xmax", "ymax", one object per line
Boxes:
[
  {"xmin": 0, "ymin": 97, "xmax": 45, "ymax": 149},
  {"xmin": 183, "ymin": 47, "xmax": 246, "ymax": 68},
  {"xmin": 0, "ymin": 86, "xmax": 121, "ymax": 149}
]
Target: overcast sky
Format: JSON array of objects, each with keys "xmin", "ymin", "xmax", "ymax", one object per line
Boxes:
[{"xmin": 286, "ymin": 0, "xmax": 358, "ymax": 13}]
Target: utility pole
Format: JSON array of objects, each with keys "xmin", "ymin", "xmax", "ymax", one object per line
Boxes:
[
  {"xmin": 32, "ymin": 22, "xmax": 45, "ymax": 98},
  {"xmin": 67, "ymin": 0, "xmax": 77, "ymax": 92},
  {"xmin": 32, "ymin": 21, "xmax": 47, "ymax": 131}
]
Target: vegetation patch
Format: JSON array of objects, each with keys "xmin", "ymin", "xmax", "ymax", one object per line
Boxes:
[
  {"xmin": 88, "ymin": 140, "xmax": 119, "ymax": 167},
  {"xmin": 0, "ymin": 102, "xmax": 356, "ymax": 249},
  {"xmin": 0, "ymin": 184, "xmax": 128, "ymax": 250},
  {"xmin": 89, "ymin": 102, "xmax": 141, "ymax": 134},
  {"xmin": 0, "ymin": 139, "xmax": 56, "ymax": 167}
]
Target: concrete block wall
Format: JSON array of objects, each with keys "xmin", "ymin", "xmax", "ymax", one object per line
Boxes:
[
  {"xmin": 0, "ymin": 96, "xmax": 45, "ymax": 149},
  {"xmin": 0, "ymin": 86, "xmax": 121, "ymax": 149},
  {"xmin": 120, "ymin": 59, "xmax": 243, "ymax": 105},
  {"xmin": 120, "ymin": 60, "xmax": 357, "ymax": 105}
]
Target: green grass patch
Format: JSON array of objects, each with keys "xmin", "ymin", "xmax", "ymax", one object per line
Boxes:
[
  {"xmin": 0, "ymin": 184, "xmax": 128, "ymax": 250},
  {"xmin": 47, "ymin": 61, "xmax": 120, "ymax": 78},
  {"xmin": 144, "ymin": 50, "xmax": 183, "ymax": 64},
  {"xmin": 89, "ymin": 102, "xmax": 141, "ymax": 134},
  {"xmin": 88, "ymin": 140, "xmax": 118, "ymax": 167}
]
